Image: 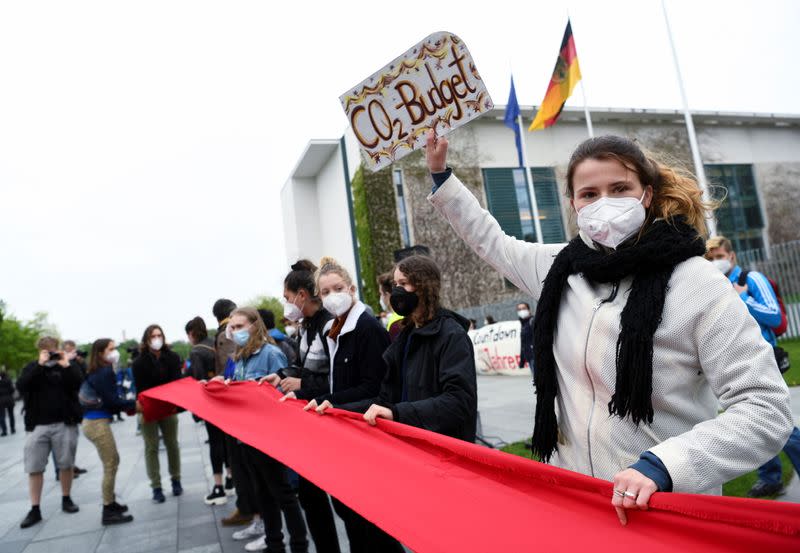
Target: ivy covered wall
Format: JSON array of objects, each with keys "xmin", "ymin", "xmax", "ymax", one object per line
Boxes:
[{"xmin": 351, "ymin": 162, "xmax": 402, "ymax": 312}]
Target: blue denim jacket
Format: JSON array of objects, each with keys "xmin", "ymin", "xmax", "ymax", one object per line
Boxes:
[{"xmin": 233, "ymin": 344, "xmax": 287, "ymax": 382}]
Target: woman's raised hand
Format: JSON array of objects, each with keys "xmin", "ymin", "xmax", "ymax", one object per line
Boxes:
[{"xmin": 425, "ymin": 130, "xmax": 448, "ymax": 173}]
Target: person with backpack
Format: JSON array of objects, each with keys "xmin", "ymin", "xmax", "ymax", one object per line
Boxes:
[
  {"xmin": 186, "ymin": 316, "xmax": 232, "ymax": 507},
  {"xmin": 81, "ymin": 339, "xmax": 136, "ymax": 525},
  {"xmin": 706, "ymin": 236, "xmax": 800, "ymax": 498}
]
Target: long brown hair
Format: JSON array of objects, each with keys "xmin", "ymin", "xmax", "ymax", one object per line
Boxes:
[
  {"xmin": 140, "ymin": 324, "xmax": 170, "ymax": 353},
  {"xmin": 396, "ymin": 255, "xmax": 442, "ymax": 327},
  {"xmin": 230, "ymin": 307, "xmax": 275, "ymax": 361},
  {"xmin": 88, "ymin": 338, "xmax": 113, "ymax": 374},
  {"xmin": 566, "ymin": 135, "xmax": 715, "ymax": 238}
]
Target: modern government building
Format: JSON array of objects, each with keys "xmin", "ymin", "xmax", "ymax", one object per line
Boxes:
[{"xmin": 282, "ymin": 106, "xmax": 800, "ymax": 321}]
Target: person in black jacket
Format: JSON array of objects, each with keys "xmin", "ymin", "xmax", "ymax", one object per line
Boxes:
[
  {"xmin": 320, "ymin": 255, "xmax": 478, "ymax": 443},
  {"xmin": 263, "ymin": 259, "xmax": 340, "ymax": 553},
  {"xmin": 81, "ymin": 339, "xmax": 136, "ymax": 525},
  {"xmin": 0, "ymin": 371, "xmax": 15, "ymax": 435},
  {"xmin": 185, "ymin": 316, "xmax": 231, "ymax": 507},
  {"xmin": 300, "ymin": 256, "xmax": 402, "ymax": 553},
  {"xmin": 16, "ymin": 336, "xmax": 83, "ymax": 529},
  {"xmin": 132, "ymin": 324, "xmax": 183, "ymax": 504},
  {"xmin": 517, "ymin": 301, "xmax": 535, "ymax": 379}
]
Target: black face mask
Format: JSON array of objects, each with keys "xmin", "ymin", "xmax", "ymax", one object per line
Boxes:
[{"xmin": 390, "ymin": 286, "xmax": 419, "ymax": 317}]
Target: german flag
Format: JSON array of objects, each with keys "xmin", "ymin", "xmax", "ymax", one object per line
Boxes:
[{"xmin": 529, "ymin": 21, "xmax": 582, "ymax": 131}]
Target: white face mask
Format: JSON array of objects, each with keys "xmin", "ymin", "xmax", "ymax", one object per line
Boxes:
[
  {"xmin": 283, "ymin": 297, "xmax": 304, "ymax": 322},
  {"xmin": 379, "ymin": 296, "xmax": 388, "ymax": 311},
  {"xmin": 323, "ymin": 292, "xmax": 353, "ymax": 318},
  {"xmin": 105, "ymin": 349, "xmax": 120, "ymax": 366},
  {"xmin": 577, "ymin": 191, "xmax": 647, "ymax": 249},
  {"xmin": 517, "ymin": 309, "xmax": 531, "ymax": 319},
  {"xmin": 149, "ymin": 337, "xmax": 164, "ymax": 351},
  {"xmin": 712, "ymin": 258, "xmax": 732, "ymax": 275},
  {"xmin": 285, "ymin": 326, "xmax": 297, "ymax": 338}
]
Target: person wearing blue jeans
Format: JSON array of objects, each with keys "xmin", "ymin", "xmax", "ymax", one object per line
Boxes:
[{"xmin": 707, "ymin": 236, "xmax": 800, "ymax": 497}]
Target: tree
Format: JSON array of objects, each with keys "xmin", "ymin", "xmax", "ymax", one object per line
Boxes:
[
  {"xmin": 0, "ymin": 306, "xmax": 45, "ymax": 378},
  {"xmin": 245, "ymin": 295, "xmax": 285, "ymax": 332}
]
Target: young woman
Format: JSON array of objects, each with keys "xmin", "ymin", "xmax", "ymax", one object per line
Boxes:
[
  {"xmin": 213, "ymin": 307, "xmax": 308, "ymax": 553},
  {"xmin": 82, "ymin": 339, "xmax": 136, "ymax": 525},
  {"xmin": 316, "ymin": 255, "xmax": 478, "ymax": 443},
  {"xmin": 263, "ymin": 260, "xmax": 340, "ymax": 553},
  {"xmin": 132, "ymin": 324, "xmax": 183, "ymax": 504},
  {"xmin": 298, "ymin": 257, "xmax": 402, "ymax": 553},
  {"xmin": 424, "ymin": 132, "xmax": 793, "ymax": 525}
]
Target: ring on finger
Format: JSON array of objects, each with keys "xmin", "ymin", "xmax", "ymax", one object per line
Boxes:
[
  {"xmin": 613, "ymin": 489, "xmax": 626, "ymax": 498},
  {"xmin": 623, "ymin": 491, "xmax": 638, "ymax": 499}
]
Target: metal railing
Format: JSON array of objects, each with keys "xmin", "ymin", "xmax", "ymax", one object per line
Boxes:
[{"xmin": 737, "ymin": 240, "xmax": 800, "ymax": 340}]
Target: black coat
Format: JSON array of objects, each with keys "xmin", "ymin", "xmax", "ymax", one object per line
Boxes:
[
  {"xmin": 343, "ymin": 310, "xmax": 478, "ymax": 443},
  {"xmin": 0, "ymin": 376, "xmax": 14, "ymax": 408},
  {"xmin": 132, "ymin": 349, "xmax": 183, "ymax": 396},
  {"xmin": 519, "ymin": 316, "xmax": 534, "ymax": 367},
  {"xmin": 317, "ymin": 310, "xmax": 390, "ymax": 406},
  {"xmin": 16, "ymin": 360, "xmax": 83, "ymax": 431}
]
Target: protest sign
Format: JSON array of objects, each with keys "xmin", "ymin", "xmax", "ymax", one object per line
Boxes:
[
  {"xmin": 340, "ymin": 31, "xmax": 493, "ymax": 171},
  {"xmin": 468, "ymin": 320, "xmax": 529, "ymax": 376}
]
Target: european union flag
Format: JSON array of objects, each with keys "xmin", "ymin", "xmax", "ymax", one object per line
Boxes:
[{"xmin": 504, "ymin": 75, "xmax": 524, "ymax": 167}]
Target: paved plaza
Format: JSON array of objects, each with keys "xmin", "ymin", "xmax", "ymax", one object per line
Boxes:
[{"xmin": 0, "ymin": 376, "xmax": 797, "ymax": 553}]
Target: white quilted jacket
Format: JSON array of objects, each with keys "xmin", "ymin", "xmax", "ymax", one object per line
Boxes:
[{"xmin": 430, "ymin": 173, "xmax": 793, "ymax": 493}]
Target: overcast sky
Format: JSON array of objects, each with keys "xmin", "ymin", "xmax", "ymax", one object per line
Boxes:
[{"xmin": 1, "ymin": 0, "xmax": 798, "ymax": 346}]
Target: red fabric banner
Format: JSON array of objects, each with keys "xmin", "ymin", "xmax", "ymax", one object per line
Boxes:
[{"xmin": 140, "ymin": 378, "xmax": 800, "ymax": 552}]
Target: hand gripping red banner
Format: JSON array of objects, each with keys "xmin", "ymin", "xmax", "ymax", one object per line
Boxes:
[{"xmin": 139, "ymin": 378, "xmax": 800, "ymax": 552}]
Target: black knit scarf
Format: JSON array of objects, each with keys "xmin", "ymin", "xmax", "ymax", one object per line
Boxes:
[{"xmin": 531, "ymin": 217, "xmax": 705, "ymax": 462}]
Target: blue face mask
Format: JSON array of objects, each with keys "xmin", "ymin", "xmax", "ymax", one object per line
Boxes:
[{"xmin": 232, "ymin": 329, "xmax": 250, "ymax": 347}]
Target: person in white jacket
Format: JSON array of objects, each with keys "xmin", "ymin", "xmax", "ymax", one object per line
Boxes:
[{"xmin": 425, "ymin": 132, "xmax": 793, "ymax": 525}]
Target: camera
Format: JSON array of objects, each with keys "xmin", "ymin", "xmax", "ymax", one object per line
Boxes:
[{"xmin": 49, "ymin": 351, "xmax": 62, "ymax": 361}]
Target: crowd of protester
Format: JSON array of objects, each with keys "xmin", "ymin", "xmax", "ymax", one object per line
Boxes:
[{"xmin": 5, "ymin": 133, "xmax": 799, "ymax": 550}]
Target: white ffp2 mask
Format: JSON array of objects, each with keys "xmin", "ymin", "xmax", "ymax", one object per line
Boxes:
[{"xmin": 577, "ymin": 192, "xmax": 646, "ymax": 249}]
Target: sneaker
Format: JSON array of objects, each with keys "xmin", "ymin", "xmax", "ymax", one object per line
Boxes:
[
  {"xmin": 62, "ymin": 497, "xmax": 79, "ymax": 514},
  {"xmin": 221, "ymin": 508, "xmax": 253, "ymax": 527},
  {"xmin": 74, "ymin": 466, "xmax": 88, "ymax": 475},
  {"xmin": 204, "ymin": 485, "xmax": 228, "ymax": 506},
  {"xmin": 152, "ymin": 488, "xmax": 166, "ymax": 504},
  {"xmin": 102, "ymin": 505, "xmax": 134, "ymax": 525},
  {"xmin": 747, "ymin": 480, "xmax": 785, "ymax": 498},
  {"xmin": 224, "ymin": 476, "xmax": 235, "ymax": 496},
  {"xmin": 171, "ymin": 479, "xmax": 183, "ymax": 497},
  {"xmin": 108, "ymin": 501, "xmax": 129, "ymax": 513},
  {"xmin": 244, "ymin": 536, "xmax": 267, "ymax": 552},
  {"xmin": 233, "ymin": 519, "xmax": 265, "ymax": 541},
  {"xmin": 20, "ymin": 507, "xmax": 42, "ymax": 529}
]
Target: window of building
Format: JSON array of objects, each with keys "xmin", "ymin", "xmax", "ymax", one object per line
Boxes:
[
  {"xmin": 482, "ymin": 167, "xmax": 566, "ymax": 244},
  {"xmin": 705, "ymin": 164, "xmax": 764, "ymax": 252},
  {"xmin": 393, "ymin": 169, "xmax": 412, "ymax": 248}
]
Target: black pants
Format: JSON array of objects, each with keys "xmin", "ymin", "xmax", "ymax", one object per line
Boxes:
[
  {"xmin": 205, "ymin": 422, "xmax": 227, "ymax": 474},
  {"xmin": 0, "ymin": 403, "xmax": 14, "ymax": 434},
  {"xmin": 242, "ymin": 444, "xmax": 308, "ymax": 553},
  {"xmin": 298, "ymin": 476, "xmax": 341, "ymax": 553},
  {"xmin": 226, "ymin": 435, "xmax": 255, "ymax": 516},
  {"xmin": 332, "ymin": 498, "xmax": 404, "ymax": 553}
]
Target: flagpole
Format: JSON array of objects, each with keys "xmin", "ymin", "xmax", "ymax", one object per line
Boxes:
[
  {"xmin": 517, "ymin": 114, "xmax": 544, "ymax": 244},
  {"xmin": 661, "ymin": 0, "xmax": 717, "ymax": 236},
  {"xmin": 579, "ymin": 80, "xmax": 594, "ymax": 138},
  {"xmin": 567, "ymin": 11, "xmax": 593, "ymax": 138}
]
